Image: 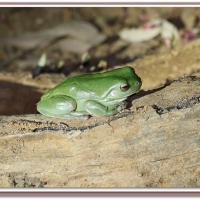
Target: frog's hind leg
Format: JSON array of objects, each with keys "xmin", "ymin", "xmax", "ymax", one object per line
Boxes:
[{"xmin": 37, "ymin": 95, "xmax": 89, "ymax": 119}]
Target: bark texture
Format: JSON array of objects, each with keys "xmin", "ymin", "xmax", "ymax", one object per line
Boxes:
[{"xmin": 0, "ymin": 75, "xmax": 200, "ymax": 187}]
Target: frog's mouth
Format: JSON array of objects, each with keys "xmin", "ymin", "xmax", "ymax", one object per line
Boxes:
[{"xmin": 128, "ymin": 88, "xmax": 141, "ymax": 98}]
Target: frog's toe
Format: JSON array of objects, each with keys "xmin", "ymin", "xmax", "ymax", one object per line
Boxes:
[
  {"xmin": 116, "ymin": 101, "xmax": 127, "ymax": 111},
  {"xmin": 69, "ymin": 111, "xmax": 90, "ymax": 120}
]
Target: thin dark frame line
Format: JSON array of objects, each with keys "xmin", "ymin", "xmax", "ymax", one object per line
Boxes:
[
  {"xmin": 0, "ymin": 2, "xmax": 200, "ymax": 5},
  {"xmin": 0, "ymin": 1, "xmax": 199, "ymax": 194},
  {"xmin": 0, "ymin": 192, "xmax": 200, "ymax": 197}
]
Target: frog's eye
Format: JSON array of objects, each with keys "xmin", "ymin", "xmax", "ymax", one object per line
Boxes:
[{"xmin": 120, "ymin": 84, "xmax": 130, "ymax": 92}]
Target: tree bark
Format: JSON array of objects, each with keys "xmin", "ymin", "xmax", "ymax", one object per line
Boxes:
[{"xmin": 0, "ymin": 75, "xmax": 200, "ymax": 187}]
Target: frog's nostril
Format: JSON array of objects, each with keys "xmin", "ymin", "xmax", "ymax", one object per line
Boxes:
[
  {"xmin": 136, "ymin": 81, "xmax": 140, "ymax": 85},
  {"xmin": 135, "ymin": 81, "xmax": 142, "ymax": 88}
]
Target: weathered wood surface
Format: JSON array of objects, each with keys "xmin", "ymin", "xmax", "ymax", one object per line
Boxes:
[{"xmin": 0, "ymin": 75, "xmax": 200, "ymax": 187}]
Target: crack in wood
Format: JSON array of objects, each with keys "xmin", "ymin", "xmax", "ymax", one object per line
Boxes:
[
  {"xmin": 152, "ymin": 96, "xmax": 200, "ymax": 115},
  {"xmin": 32, "ymin": 111, "xmax": 133, "ymax": 133}
]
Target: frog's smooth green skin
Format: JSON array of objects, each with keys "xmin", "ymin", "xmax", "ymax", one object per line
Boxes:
[{"xmin": 37, "ymin": 66, "xmax": 142, "ymax": 119}]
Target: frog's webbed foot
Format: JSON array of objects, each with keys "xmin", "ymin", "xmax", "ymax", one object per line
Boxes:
[
  {"xmin": 56, "ymin": 113, "xmax": 90, "ymax": 119},
  {"xmin": 116, "ymin": 101, "xmax": 127, "ymax": 112},
  {"xmin": 85, "ymin": 100, "xmax": 126, "ymax": 117},
  {"xmin": 68, "ymin": 111, "xmax": 90, "ymax": 120}
]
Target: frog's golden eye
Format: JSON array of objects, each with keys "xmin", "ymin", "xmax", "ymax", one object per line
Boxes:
[{"xmin": 120, "ymin": 84, "xmax": 130, "ymax": 92}]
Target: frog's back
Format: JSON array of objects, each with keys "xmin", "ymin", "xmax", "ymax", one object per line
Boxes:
[
  {"xmin": 41, "ymin": 66, "xmax": 138, "ymax": 100},
  {"xmin": 41, "ymin": 73, "xmax": 99, "ymax": 100}
]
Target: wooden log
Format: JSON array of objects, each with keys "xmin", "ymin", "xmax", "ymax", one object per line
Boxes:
[{"xmin": 0, "ymin": 75, "xmax": 200, "ymax": 187}]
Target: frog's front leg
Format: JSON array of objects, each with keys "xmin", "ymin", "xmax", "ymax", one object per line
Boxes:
[
  {"xmin": 37, "ymin": 95, "xmax": 89, "ymax": 119},
  {"xmin": 85, "ymin": 100, "xmax": 127, "ymax": 117}
]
